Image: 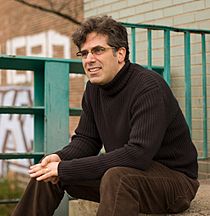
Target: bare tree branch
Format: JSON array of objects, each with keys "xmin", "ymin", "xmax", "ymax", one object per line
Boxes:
[{"xmin": 14, "ymin": 0, "xmax": 82, "ymax": 25}]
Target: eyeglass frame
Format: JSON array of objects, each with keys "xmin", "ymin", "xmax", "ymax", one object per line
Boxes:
[{"xmin": 76, "ymin": 45, "xmax": 116, "ymax": 59}]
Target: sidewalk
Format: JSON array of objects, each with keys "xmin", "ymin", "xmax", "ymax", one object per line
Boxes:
[{"xmin": 69, "ymin": 179, "xmax": 210, "ymax": 216}]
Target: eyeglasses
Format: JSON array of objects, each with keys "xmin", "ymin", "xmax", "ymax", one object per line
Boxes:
[{"xmin": 76, "ymin": 46, "xmax": 116, "ymax": 59}]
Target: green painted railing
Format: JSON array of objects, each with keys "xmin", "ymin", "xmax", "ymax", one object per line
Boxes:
[
  {"xmin": 0, "ymin": 55, "xmax": 83, "ymax": 215},
  {"xmin": 122, "ymin": 22, "xmax": 210, "ymax": 160}
]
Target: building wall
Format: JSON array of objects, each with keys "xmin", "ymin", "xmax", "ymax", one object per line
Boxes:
[
  {"xmin": 0, "ymin": 0, "xmax": 84, "ymax": 130},
  {"xmin": 84, "ymin": 0, "xmax": 210, "ymax": 156},
  {"xmin": 0, "ymin": 0, "xmax": 84, "ymax": 176},
  {"xmin": 84, "ymin": 0, "xmax": 210, "ymax": 29}
]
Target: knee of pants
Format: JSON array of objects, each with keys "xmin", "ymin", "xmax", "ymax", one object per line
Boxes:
[{"xmin": 100, "ymin": 167, "xmax": 127, "ymax": 191}]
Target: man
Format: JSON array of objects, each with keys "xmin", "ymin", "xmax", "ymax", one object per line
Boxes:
[{"xmin": 13, "ymin": 15, "xmax": 199, "ymax": 216}]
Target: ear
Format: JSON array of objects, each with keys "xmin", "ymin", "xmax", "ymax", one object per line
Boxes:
[{"xmin": 117, "ymin": 47, "xmax": 126, "ymax": 63}]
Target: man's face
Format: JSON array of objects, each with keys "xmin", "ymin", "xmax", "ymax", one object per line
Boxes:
[{"xmin": 80, "ymin": 32, "xmax": 126, "ymax": 85}]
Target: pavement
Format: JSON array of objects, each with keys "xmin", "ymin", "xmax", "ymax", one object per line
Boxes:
[
  {"xmin": 69, "ymin": 179, "xmax": 210, "ymax": 216},
  {"xmin": 176, "ymin": 179, "xmax": 210, "ymax": 216}
]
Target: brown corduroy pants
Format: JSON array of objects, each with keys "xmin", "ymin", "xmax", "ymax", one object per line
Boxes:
[{"xmin": 12, "ymin": 162, "xmax": 199, "ymax": 216}]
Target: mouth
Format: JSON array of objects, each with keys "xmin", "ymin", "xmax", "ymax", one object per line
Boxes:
[{"xmin": 87, "ymin": 66, "xmax": 102, "ymax": 74}]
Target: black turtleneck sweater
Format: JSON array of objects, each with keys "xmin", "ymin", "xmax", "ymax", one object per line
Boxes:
[{"xmin": 57, "ymin": 61, "xmax": 198, "ymax": 182}]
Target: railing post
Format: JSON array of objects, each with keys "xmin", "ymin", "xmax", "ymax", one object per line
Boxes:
[
  {"xmin": 164, "ymin": 30, "xmax": 171, "ymax": 85},
  {"xmin": 44, "ymin": 61, "xmax": 70, "ymax": 216},
  {"xmin": 34, "ymin": 68, "xmax": 45, "ymax": 163},
  {"xmin": 147, "ymin": 29, "xmax": 152, "ymax": 69},
  {"xmin": 131, "ymin": 27, "xmax": 136, "ymax": 63},
  {"xmin": 201, "ymin": 33, "xmax": 208, "ymax": 159},
  {"xmin": 184, "ymin": 31, "xmax": 192, "ymax": 132}
]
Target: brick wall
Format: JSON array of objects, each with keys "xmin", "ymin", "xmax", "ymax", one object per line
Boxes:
[
  {"xmin": 0, "ymin": 0, "xmax": 85, "ymax": 136},
  {"xmin": 84, "ymin": 0, "xmax": 210, "ymax": 157}
]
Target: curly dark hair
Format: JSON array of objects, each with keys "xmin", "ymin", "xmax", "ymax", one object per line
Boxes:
[{"xmin": 72, "ymin": 15, "xmax": 130, "ymax": 61}]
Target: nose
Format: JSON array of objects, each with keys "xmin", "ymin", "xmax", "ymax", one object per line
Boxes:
[{"xmin": 85, "ymin": 52, "xmax": 96, "ymax": 63}]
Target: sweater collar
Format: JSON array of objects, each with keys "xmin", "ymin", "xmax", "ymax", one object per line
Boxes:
[{"xmin": 98, "ymin": 60, "xmax": 131, "ymax": 96}]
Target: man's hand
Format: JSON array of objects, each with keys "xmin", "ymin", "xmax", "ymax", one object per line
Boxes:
[{"xmin": 29, "ymin": 154, "xmax": 61, "ymax": 183}]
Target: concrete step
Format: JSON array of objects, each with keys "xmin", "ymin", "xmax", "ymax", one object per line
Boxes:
[
  {"xmin": 198, "ymin": 159, "xmax": 210, "ymax": 179},
  {"xmin": 69, "ymin": 200, "xmax": 98, "ymax": 216},
  {"xmin": 69, "ymin": 180, "xmax": 210, "ymax": 216}
]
